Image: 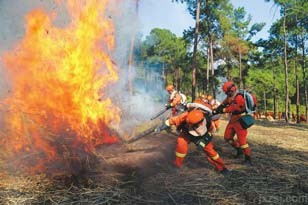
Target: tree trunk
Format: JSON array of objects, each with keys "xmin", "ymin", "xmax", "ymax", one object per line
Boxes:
[
  {"xmin": 175, "ymin": 65, "xmax": 179, "ymax": 90},
  {"xmin": 191, "ymin": 0, "xmax": 200, "ymax": 101},
  {"xmin": 128, "ymin": 0, "xmax": 139, "ymax": 96},
  {"xmin": 227, "ymin": 62, "xmax": 231, "ymax": 80},
  {"xmin": 263, "ymin": 90, "xmax": 267, "ymax": 113},
  {"xmin": 283, "ymin": 6, "xmax": 289, "ymax": 123},
  {"xmin": 128, "ymin": 33, "xmax": 135, "ymax": 95},
  {"xmin": 162, "ymin": 63, "xmax": 167, "ymax": 86},
  {"xmin": 295, "ymin": 28, "xmax": 300, "ymax": 123},
  {"xmin": 273, "ymin": 63, "xmax": 277, "ymax": 118},
  {"xmin": 239, "ymin": 48, "xmax": 242, "ymax": 89},
  {"xmin": 301, "ymin": 33, "xmax": 308, "ymax": 123},
  {"xmin": 210, "ymin": 39, "xmax": 215, "ymax": 97},
  {"xmin": 206, "ymin": 47, "xmax": 210, "ymax": 92}
]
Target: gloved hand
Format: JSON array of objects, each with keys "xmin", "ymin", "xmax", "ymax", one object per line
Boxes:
[
  {"xmin": 165, "ymin": 103, "xmax": 172, "ymax": 109},
  {"xmin": 213, "ymin": 105, "xmax": 225, "ymax": 115},
  {"xmin": 216, "ymin": 105, "xmax": 225, "ymax": 113},
  {"xmin": 212, "ymin": 109, "xmax": 219, "ymax": 115},
  {"xmin": 155, "ymin": 119, "xmax": 170, "ymax": 133},
  {"xmin": 177, "ymin": 104, "xmax": 187, "ymax": 112}
]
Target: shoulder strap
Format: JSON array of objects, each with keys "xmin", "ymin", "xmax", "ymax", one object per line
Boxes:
[{"xmin": 205, "ymin": 114, "xmax": 212, "ymax": 130}]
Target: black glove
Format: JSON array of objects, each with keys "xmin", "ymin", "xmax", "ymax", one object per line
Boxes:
[
  {"xmin": 165, "ymin": 103, "xmax": 172, "ymax": 109},
  {"xmin": 213, "ymin": 105, "xmax": 225, "ymax": 114},
  {"xmin": 176, "ymin": 104, "xmax": 187, "ymax": 112},
  {"xmin": 212, "ymin": 109, "xmax": 219, "ymax": 115}
]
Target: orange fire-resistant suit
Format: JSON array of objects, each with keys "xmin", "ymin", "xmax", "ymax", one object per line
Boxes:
[
  {"xmin": 167, "ymin": 111, "xmax": 226, "ymax": 172},
  {"xmin": 221, "ymin": 93, "xmax": 251, "ymax": 158}
]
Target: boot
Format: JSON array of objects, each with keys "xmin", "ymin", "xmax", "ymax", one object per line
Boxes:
[
  {"xmin": 244, "ymin": 155, "xmax": 252, "ymax": 165},
  {"xmin": 233, "ymin": 148, "xmax": 243, "ymax": 158},
  {"xmin": 220, "ymin": 168, "xmax": 231, "ymax": 176}
]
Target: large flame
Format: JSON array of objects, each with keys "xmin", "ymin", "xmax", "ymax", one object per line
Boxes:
[{"xmin": 1, "ymin": 0, "xmax": 120, "ymax": 172}]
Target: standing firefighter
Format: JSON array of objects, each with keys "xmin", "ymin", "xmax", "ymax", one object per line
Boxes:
[
  {"xmin": 161, "ymin": 104, "xmax": 230, "ymax": 175},
  {"xmin": 213, "ymin": 82, "xmax": 256, "ymax": 165},
  {"xmin": 165, "ymin": 84, "xmax": 187, "ymax": 116}
]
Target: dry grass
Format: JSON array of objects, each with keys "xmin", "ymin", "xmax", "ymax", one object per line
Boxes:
[{"xmin": 0, "ymin": 119, "xmax": 308, "ymax": 204}]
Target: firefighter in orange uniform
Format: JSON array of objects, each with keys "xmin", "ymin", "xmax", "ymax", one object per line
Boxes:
[
  {"xmin": 163, "ymin": 107, "xmax": 230, "ymax": 175},
  {"xmin": 200, "ymin": 94, "xmax": 208, "ymax": 105},
  {"xmin": 165, "ymin": 85, "xmax": 186, "ymax": 116},
  {"xmin": 207, "ymin": 95, "xmax": 221, "ymax": 132},
  {"xmin": 212, "ymin": 82, "xmax": 252, "ymax": 165},
  {"xmin": 194, "ymin": 97, "xmax": 212, "ymax": 110}
]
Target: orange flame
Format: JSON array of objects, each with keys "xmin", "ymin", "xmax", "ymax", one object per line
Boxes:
[{"xmin": 1, "ymin": 0, "xmax": 120, "ymax": 172}]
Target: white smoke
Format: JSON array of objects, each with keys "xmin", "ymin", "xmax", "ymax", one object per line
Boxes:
[{"xmin": 106, "ymin": 1, "xmax": 167, "ymax": 133}]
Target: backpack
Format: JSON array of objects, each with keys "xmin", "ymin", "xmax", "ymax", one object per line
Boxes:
[{"xmin": 238, "ymin": 90, "xmax": 257, "ymax": 114}]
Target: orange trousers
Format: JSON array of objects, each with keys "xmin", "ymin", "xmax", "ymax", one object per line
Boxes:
[
  {"xmin": 224, "ymin": 121, "xmax": 251, "ymax": 156},
  {"xmin": 174, "ymin": 135, "xmax": 226, "ymax": 171}
]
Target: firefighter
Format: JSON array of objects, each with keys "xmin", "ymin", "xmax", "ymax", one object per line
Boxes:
[
  {"xmin": 207, "ymin": 95, "xmax": 221, "ymax": 133},
  {"xmin": 165, "ymin": 84, "xmax": 186, "ymax": 116},
  {"xmin": 200, "ymin": 94, "xmax": 209, "ymax": 105},
  {"xmin": 194, "ymin": 97, "xmax": 212, "ymax": 110},
  {"xmin": 212, "ymin": 81, "xmax": 252, "ymax": 165},
  {"xmin": 163, "ymin": 108, "xmax": 230, "ymax": 175}
]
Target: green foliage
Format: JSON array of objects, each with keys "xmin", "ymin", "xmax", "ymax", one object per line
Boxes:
[{"xmin": 133, "ymin": 0, "xmax": 308, "ymax": 113}]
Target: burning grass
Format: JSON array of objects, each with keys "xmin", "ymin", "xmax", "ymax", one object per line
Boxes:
[
  {"xmin": 1, "ymin": 119, "xmax": 307, "ymax": 204},
  {"xmin": 0, "ymin": 0, "xmax": 121, "ymax": 174}
]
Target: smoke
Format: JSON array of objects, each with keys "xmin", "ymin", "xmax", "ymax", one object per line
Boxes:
[
  {"xmin": 0, "ymin": 0, "xmax": 166, "ymax": 134},
  {"xmin": 107, "ymin": 1, "xmax": 167, "ymax": 133}
]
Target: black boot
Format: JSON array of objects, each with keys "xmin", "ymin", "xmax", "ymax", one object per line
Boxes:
[
  {"xmin": 234, "ymin": 148, "xmax": 243, "ymax": 158},
  {"xmin": 244, "ymin": 155, "xmax": 252, "ymax": 165},
  {"xmin": 220, "ymin": 168, "xmax": 231, "ymax": 176}
]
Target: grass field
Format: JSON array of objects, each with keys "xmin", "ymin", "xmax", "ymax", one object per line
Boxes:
[{"xmin": 0, "ymin": 119, "xmax": 307, "ymax": 204}]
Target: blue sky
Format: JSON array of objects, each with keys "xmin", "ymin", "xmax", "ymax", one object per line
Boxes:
[{"xmin": 138, "ymin": 0, "xmax": 280, "ymax": 41}]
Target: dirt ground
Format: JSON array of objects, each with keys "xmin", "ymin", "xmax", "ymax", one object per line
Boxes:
[{"xmin": 0, "ymin": 119, "xmax": 308, "ymax": 205}]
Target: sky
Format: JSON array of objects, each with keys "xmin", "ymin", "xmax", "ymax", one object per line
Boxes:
[{"xmin": 138, "ymin": 0, "xmax": 280, "ymax": 41}]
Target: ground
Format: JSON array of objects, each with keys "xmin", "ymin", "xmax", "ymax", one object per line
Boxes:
[{"xmin": 0, "ymin": 119, "xmax": 308, "ymax": 205}]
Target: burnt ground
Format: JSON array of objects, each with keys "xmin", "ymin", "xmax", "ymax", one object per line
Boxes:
[{"xmin": 0, "ymin": 119, "xmax": 308, "ymax": 204}]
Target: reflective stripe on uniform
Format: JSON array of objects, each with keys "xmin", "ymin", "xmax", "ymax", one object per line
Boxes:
[
  {"xmin": 212, "ymin": 154, "xmax": 219, "ymax": 160},
  {"xmin": 240, "ymin": 144, "xmax": 249, "ymax": 149},
  {"xmin": 241, "ymin": 113, "xmax": 253, "ymax": 116},
  {"xmin": 228, "ymin": 140, "xmax": 233, "ymax": 144},
  {"xmin": 199, "ymin": 141, "xmax": 205, "ymax": 148},
  {"xmin": 175, "ymin": 152, "xmax": 186, "ymax": 158}
]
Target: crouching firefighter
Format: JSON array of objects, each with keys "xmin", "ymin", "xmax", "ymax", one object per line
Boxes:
[
  {"xmin": 212, "ymin": 81, "xmax": 256, "ymax": 165},
  {"xmin": 160, "ymin": 108, "xmax": 230, "ymax": 175}
]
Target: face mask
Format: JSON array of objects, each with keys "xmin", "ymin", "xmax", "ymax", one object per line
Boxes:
[{"xmin": 226, "ymin": 90, "xmax": 234, "ymax": 97}]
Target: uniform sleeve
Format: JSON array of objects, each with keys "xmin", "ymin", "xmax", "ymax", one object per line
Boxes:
[
  {"xmin": 224, "ymin": 95, "xmax": 246, "ymax": 114},
  {"xmin": 221, "ymin": 97, "xmax": 230, "ymax": 106},
  {"xmin": 169, "ymin": 112, "xmax": 188, "ymax": 127}
]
